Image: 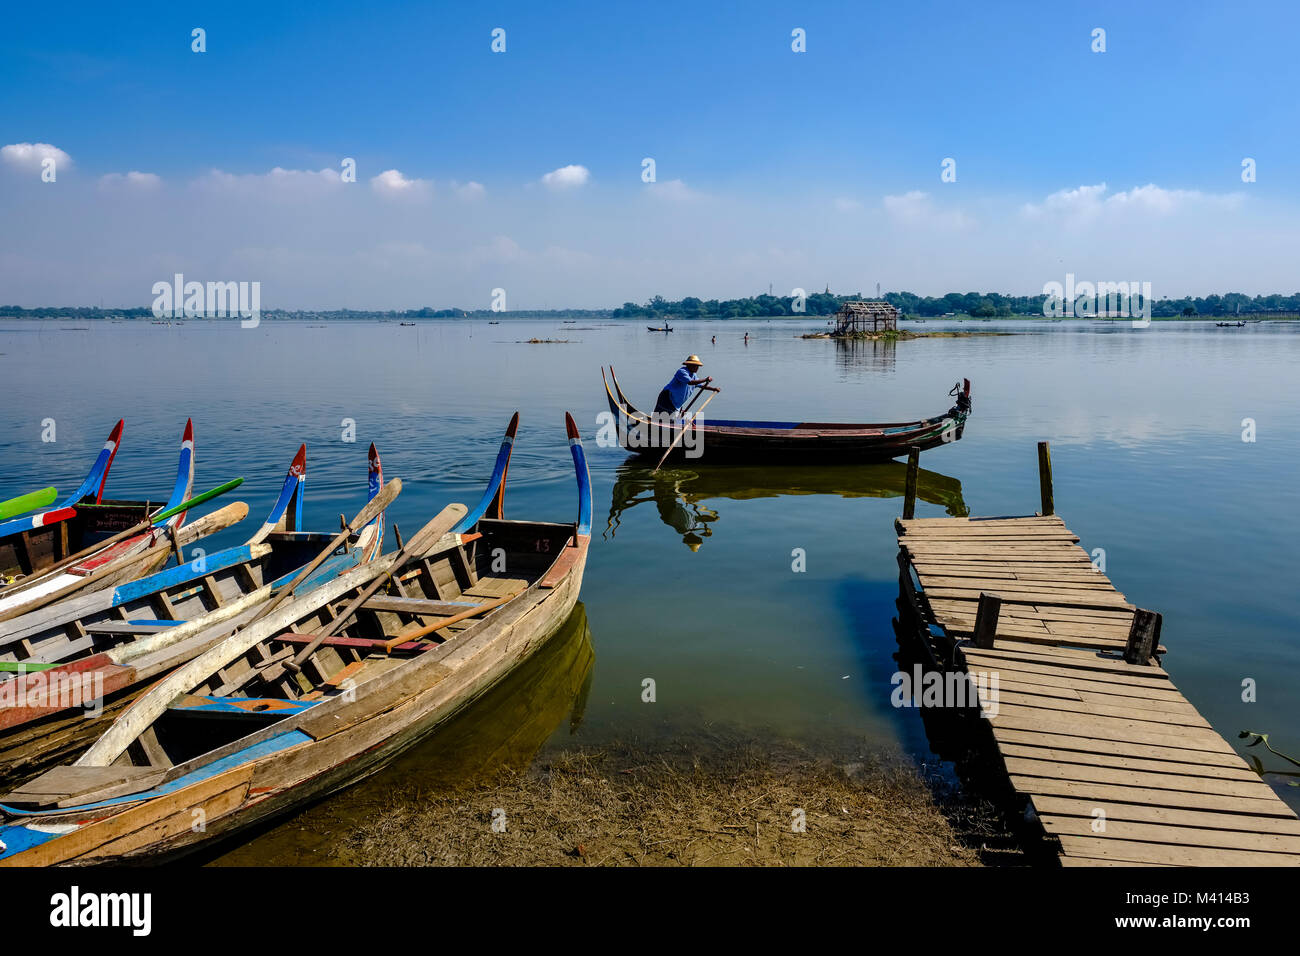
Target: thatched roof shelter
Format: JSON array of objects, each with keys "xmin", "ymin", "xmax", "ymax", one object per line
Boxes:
[{"xmin": 833, "ymin": 300, "xmax": 898, "ymax": 335}]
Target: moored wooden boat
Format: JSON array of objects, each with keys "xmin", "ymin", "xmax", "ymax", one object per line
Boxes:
[
  {"xmin": 602, "ymin": 366, "xmax": 972, "ymax": 464},
  {"xmin": 0, "ymin": 412, "xmax": 593, "ymax": 865},
  {"xmin": 0, "ymin": 445, "xmax": 390, "ymax": 785},
  {"xmin": 647, "ymin": 325, "xmax": 673, "ymax": 332},
  {"xmin": 0, "ymin": 421, "xmax": 202, "ymax": 617},
  {"xmin": 0, "ymin": 419, "xmax": 124, "ymax": 583}
]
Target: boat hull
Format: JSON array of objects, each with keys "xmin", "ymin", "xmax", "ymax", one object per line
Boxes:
[
  {"xmin": 603, "ymin": 367, "xmax": 970, "ymax": 464},
  {"xmin": 0, "ymin": 532, "xmax": 586, "ymax": 866}
]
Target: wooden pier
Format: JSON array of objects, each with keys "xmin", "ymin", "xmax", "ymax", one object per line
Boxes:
[{"xmin": 895, "ymin": 443, "xmax": 1300, "ymax": 866}]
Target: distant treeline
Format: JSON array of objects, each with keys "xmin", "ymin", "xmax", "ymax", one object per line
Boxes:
[
  {"xmin": 613, "ymin": 291, "xmax": 1300, "ymax": 318},
  {"xmin": 6, "ymin": 290, "xmax": 1300, "ymax": 320}
]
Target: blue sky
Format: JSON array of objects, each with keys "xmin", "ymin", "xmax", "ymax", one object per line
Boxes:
[{"xmin": 2, "ymin": 1, "xmax": 1298, "ymax": 308}]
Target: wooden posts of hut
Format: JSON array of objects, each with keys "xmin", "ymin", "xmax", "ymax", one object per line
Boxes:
[{"xmin": 833, "ymin": 300, "xmax": 898, "ymax": 336}]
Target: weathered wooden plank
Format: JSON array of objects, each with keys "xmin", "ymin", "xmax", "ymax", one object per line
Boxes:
[
  {"xmin": 965, "ymin": 660, "xmax": 1187, "ymax": 699},
  {"xmin": 993, "ymin": 729, "xmax": 1246, "ymax": 768},
  {"xmin": 1039, "ymin": 815, "xmax": 1300, "ymax": 855},
  {"xmin": 1004, "ymin": 757, "xmax": 1273, "ymax": 799},
  {"xmin": 997, "ymin": 743, "xmax": 1258, "ymax": 780},
  {"xmin": 1031, "ymin": 795, "xmax": 1300, "ymax": 834},
  {"xmin": 962, "ymin": 645, "xmax": 1171, "ymax": 679},
  {"xmin": 1055, "ymin": 835, "xmax": 1300, "ymax": 867},
  {"xmin": 989, "ymin": 710, "xmax": 1236, "ymax": 754},
  {"xmin": 993, "ymin": 690, "xmax": 1211, "ymax": 729},
  {"xmin": 1009, "ymin": 777, "xmax": 1292, "ymax": 816}
]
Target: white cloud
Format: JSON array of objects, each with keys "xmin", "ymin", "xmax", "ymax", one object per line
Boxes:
[
  {"xmin": 196, "ymin": 167, "xmax": 342, "ymax": 195},
  {"xmin": 1, "ymin": 142, "xmax": 73, "ymax": 173},
  {"xmin": 370, "ymin": 168, "xmax": 430, "ymax": 197},
  {"xmin": 647, "ymin": 178, "xmax": 696, "ymax": 201},
  {"xmin": 99, "ymin": 171, "xmax": 161, "ymax": 189},
  {"xmin": 883, "ymin": 190, "xmax": 972, "ymax": 229},
  {"xmin": 454, "ymin": 180, "xmax": 486, "ymax": 200},
  {"xmin": 540, "ymin": 164, "xmax": 590, "ymax": 190},
  {"xmin": 1022, "ymin": 183, "xmax": 1243, "ymax": 221}
]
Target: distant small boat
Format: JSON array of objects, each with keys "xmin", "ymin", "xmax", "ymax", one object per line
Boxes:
[
  {"xmin": 1216, "ymin": 321, "xmax": 1246, "ymax": 328},
  {"xmin": 647, "ymin": 325, "xmax": 673, "ymax": 333},
  {"xmin": 400, "ymin": 322, "xmax": 416, "ymax": 326},
  {"xmin": 488, "ymin": 321, "xmax": 500, "ymax": 325}
]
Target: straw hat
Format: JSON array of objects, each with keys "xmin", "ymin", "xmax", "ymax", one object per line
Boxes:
[{"xmin": 683, "ymin": 355, "xmax": 703, "ymax": 368}]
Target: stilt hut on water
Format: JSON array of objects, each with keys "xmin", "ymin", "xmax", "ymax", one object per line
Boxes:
[{"xmin": 833, "ymin": 300, "xmax": 898, "ymax": 335}]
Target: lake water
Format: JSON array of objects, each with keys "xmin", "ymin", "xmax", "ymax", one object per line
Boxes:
[{"xmin": 2, "ymin": 316, "xmax": 1298, "ymax": 860}]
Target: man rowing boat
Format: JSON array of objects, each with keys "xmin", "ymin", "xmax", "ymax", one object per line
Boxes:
[{"xmin": 655, "ymin": 355, "xmax": 718, "ymax": 414}]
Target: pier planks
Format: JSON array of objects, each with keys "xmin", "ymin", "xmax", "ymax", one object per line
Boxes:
[{"xmin": 896, "ymin": 513, "xmax": 1300, "ymax": 867}]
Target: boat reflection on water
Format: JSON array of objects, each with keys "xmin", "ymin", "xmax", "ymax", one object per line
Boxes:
[
  {"xmin": 209, "ymin": 603, "xmax": 595, "ymax": 864},
  {"xmin": 374, "ymin": 601, "xmax": 596, "ymax": 783},
  {"xmin": 605, "ymin": 460, "xmax": 967, "ymax": 551}
]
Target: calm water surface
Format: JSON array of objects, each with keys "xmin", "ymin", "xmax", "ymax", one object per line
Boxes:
[{"xmin": 1, "ymin": 316, "xmax": 1297, "ymax": 860}]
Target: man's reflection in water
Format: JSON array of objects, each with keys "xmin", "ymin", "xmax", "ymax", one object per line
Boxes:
[{"xmin": 652, "ymin": 477, "xmax": 717, "ymax": 551}]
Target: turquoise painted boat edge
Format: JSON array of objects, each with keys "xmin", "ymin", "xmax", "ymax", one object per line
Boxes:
[
  {"xmin": 0, "ymin": 730, "xmax": 313, "ymax": 841},
  {"xmin": 110, "ymin": 545, "xmax": 255, "ymax": 606},
  {"xmin": 267, "ymin": 548, "xmax": 363, "ymax": 595}
]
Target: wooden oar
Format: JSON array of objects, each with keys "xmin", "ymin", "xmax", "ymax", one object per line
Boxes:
[
  {"xmin": 284, "ymin": 502, "xmax": 467, "ymax": 673},
  {"xmin": 678, "ymin": 384, "xmax": 708, "ymax": 416},
  {"xmin": 0, "ymin": 477, "xmax": 245, "ymax": 594},
  {"xmin": 239, "ymin": 478, "xmax": 402, "ymax": 631},
  {"xmin": 382, "ymin": 588, "xmax": 523, "ymax": 652},
  {"xmin": 0, "ymin": 501, "xmax": 250, "ymax": 622},
  {"xmin": 651, "ymin": 388, "xmax": 719, "ymax": 474},
  {"xmin": 0, "ymin": 487, "xmax": 58, "ymax": 521}
]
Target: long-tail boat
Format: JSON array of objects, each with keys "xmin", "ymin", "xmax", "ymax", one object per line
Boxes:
[
  {"xmin": 602, "ymin": 365, "xmax": 972, "ymax": 464},
  {"xmin": 0, "ymin": 421, "xmax": 203, "ymax": 616},
  {"xmin": 0, "ymin": 445, "xmax": 390, "ymax": 785},
  {"xmin": 0, "ymin": 419, "xmax": 125, "ymax": 582},
  {"xmin": 0, "ymin": 412, "xmax": 592, "ymax": 865}
]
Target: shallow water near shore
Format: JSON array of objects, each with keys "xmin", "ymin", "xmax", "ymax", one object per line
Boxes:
[{"xmin": 1, "ymin": 316, "xmax": 1298, "ymax": 861}]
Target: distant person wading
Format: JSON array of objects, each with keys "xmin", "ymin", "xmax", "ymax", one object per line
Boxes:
[{"xmin": 655, "ymin": 355, "xmax": 718, "ymax": 415}]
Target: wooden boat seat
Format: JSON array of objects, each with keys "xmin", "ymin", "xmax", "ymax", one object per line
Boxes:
[
  {"xmin": 167, "ymin": 694, "xmax": 316, "ymax": 720},
  {"xmin": 271, "ymin": 632, "xmax": 433, "ymax": 655},
  {"xmin": 3, "ymin": 764, "xmax": 167, "ymax": 809},
  {"xmin": 361, "ymin": 595, "xmax": 479, "ymax": 615},
  {"xmin": 83, "ymin": 620, "xmax": 185, "ymax": 636}
]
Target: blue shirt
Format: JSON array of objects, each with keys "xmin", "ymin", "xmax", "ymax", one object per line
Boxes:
[{"xmin": 664, "ymin": 367, "xmax": 695, "ymax": 408}]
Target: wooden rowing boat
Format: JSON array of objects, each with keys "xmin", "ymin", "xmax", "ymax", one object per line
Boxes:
[
  {"xmin": 0, "ymin": 412, "xmax": 593, "ymax": 865},
  {"xmin": 603, "ymin": 365, "xmax": 972, "ymax": 463},
  {"xmin": 0, "ymin": 444, "xmax": 390, "ymax": 786},
  {"xmin": 0, "ymin": 419, "xmax": 124, "ymax": 582},
  {"xmin": 0, "ymin": 420, "xmax": 200, "ymax": 616},
  {"xmin": 647, "ymin": 325, "xmax": 673, "ymax": 332}
]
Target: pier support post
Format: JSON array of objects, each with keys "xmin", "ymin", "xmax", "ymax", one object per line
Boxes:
[
  {"xmin": 902, "ymin": 446, "xmax": 920, "ymax": 520},
  {"xmin": 1037, "ymin": 441, "xmax": 1054, "ymax": 516},
  {"xmin": 973, "ymin": 592, "xmax": 1001, "ymax": 649},
  {"xmin": 1125, "ymin": 608, "xmax": 1163, "ymax": 664}
]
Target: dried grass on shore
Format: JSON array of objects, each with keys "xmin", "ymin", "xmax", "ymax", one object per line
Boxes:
[{"xmin": 335, "ymin": 735, "xmax": 1013, "ymax": 867}]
